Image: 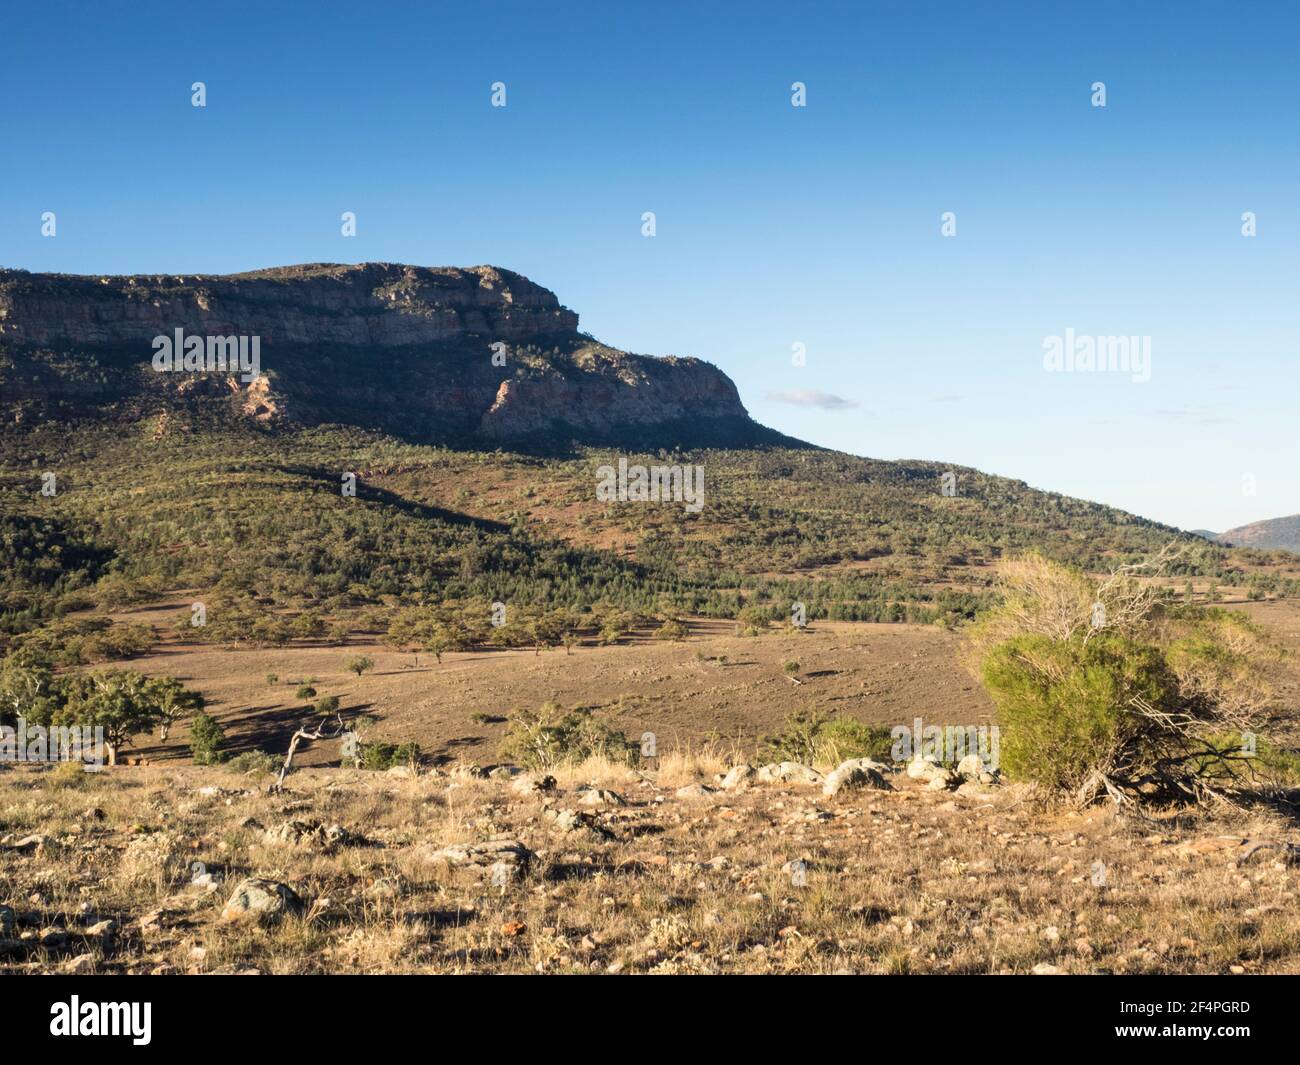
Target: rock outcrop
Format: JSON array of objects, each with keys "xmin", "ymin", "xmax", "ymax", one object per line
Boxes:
[{"xmin": 0, "ymin": 262, "xmax": 767, "ymax": 447}]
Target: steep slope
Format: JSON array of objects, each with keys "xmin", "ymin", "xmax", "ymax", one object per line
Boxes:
[
  {"xmin": 0, "ymin": 263, "xmax": 775, "ymax": 448},
  {"xmin": 1218, "ymin": 515, "xmax": 1300, "ymax": 552}
]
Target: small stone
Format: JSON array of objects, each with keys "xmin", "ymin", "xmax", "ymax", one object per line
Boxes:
[
  {"xmin": 719, "ymin": 764, "xmax": 756, "ymax": 790},
  {"xmin": 756, "ymin": 762, "xmax": 824, "ymax": 786},
  {"xmin": 823, "ymin": 760, "xmax": 891, "ymax": 797},
  {"xmin": 512, "ymin": 773, "xmax": 557, "ymax": 795},
  {"xmin": 219, "ymin": 878, "xmax": 304, "ymax": 925},
  {"xmin": 577, "ymin": 787, "xmax": 626, "ymax": 807}
]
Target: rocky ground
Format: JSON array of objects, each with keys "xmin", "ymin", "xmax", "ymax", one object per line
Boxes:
[{"xmin": 3, "ymin": 752, "xmax": 1299, "ymax": 975}]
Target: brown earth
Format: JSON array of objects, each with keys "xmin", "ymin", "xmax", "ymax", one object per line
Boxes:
[{"xmin": 113, "ymin": 614, "xmax": 993, "ymax": 769}]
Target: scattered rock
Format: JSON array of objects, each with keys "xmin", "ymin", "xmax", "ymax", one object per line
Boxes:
[
  {"xmin": 823, "ymin": 759, "xmax": 891, "ymax": 797},
  {"xmin": 424, "ymin": 839, "xmax": 534, "ymax": 878},
  {"xmin": 956, "ymin": 755, "xmax": 985, "ymax": 781},
  {"xmin": 906, "ymin": 756, "xmax": 946, "ymax": 782},
  {"xmin": 265, "ymin": 819, "xmax": 362, "ymax": 850},
  {"xmin": 219, "ymin": 878, "xmax": 305, "ymax": 925},
  {"xmin": 756, "ymin": 762, "xmax": 824, "ymax": 786},
  {"xmin": 1172, "ymin": 835, "xmax": 1300, "ymax": 865},
  {"xmin": 1031, "ymin": 962, "xmax": 1063, "ymax": 975},
  {"xmin": 2, "ymin": 833, "xmax": 52, "ymax": 854},
  {"xmin": 675, "ymin": 783, "xmax": 717, "ymax": 799},
  {"xmin": 39, "ymin": 927, "xmax": 67, "ymax": 948},
  {"xmin": 577, "ymin": 787, "xmax": 626, "ymax": 807},
  {"xmin": 544, "ymin": 807, "xmax": 612, "ymax": 839},
  {"xmin": 512, "ymin": 773, "xmax": 557, "ymax": 796},
  {"xmin": 62, "ymin": 953, "xmax": 95, "ymax": 975},
  {"xmin": 925, "ymin": 770, "xmax": 959, "ymax": 792},
  {"xmin": 449, "ymin": 764, "xmax": 487, "ymax": 780},
  {"xmin": 719, "ymin": 764, "xmax": 756, "ymax": 790}
]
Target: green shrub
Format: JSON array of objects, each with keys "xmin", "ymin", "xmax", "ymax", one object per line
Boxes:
[
  {"xmin": 759, "ymin": 709, "xmax": 892, "ymax": 767},
  {"xmin": 981, "ymin": 633, "xmax": 1177, "ymax": 791},
  {"xmin": 189, "ymin": 711, "xmax": 225, "ymax": 765},
  {"xmin": 359, "ymin": 741, "xmax": 420, "ymax": 770},
  {"xmin": 315, "ymin": 695, "xmax": 340, "ymax": 715},
  {"xmin": 224, "ymin": 750, "xmax": 280, "ymax": 776},
  {"xmin": 499, "ymin": 701, "xmax": 635, "ymax": 769},
  {"xmin": 653, "ymin": 618, "xmax": 689, "ymax": 641},
  {"xmin": 969, "ymin": 549, "xmax": 1285, "ymax": 806},
  {"xmin": 295, "ymin": 684, "xmax": 317, "ymax": 700}
]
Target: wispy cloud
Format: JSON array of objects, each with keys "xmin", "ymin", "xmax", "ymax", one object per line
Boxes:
[
  {"xmin": 766, "ymin": 389, "xmax": 861, "ymax": 411},
  {"xmin": 1152, "ymin": 407, "xmax": 1235, "ymax": 425}
]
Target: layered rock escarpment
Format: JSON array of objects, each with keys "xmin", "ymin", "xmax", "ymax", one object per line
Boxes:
[{"xmin": 0, "ymin": 263, "xmax": 761, "ymax": 446}]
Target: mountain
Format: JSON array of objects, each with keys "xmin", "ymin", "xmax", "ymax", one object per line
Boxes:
[
  {"xmin": 0, "ymin": 261, "xmax": 1213, "ymax": 647},
  {"xmin": 1217, "ymin": 515, "xmax": 1300, "ymax": 552},
  {"xmin": 0, "ymin": 263, "xmax": 778, "ymax": 448}
]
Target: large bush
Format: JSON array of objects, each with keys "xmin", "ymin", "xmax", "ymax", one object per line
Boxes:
[
  {"xmin": 499, "ymin": 701, "xmax": 635, "ymax": 769},
  {"xmin": 969, "ymin": 547, "xmax": 1287, "ymax": 806}
]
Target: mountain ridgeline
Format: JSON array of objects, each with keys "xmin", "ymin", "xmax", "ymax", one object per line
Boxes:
[
  {"xmin": 1216, "ymin": 516, "xmax": 1300, "ymax": 553},
  {"xmin": 0, "ymin": 262, "xmax": 778, "ymax": 449}
]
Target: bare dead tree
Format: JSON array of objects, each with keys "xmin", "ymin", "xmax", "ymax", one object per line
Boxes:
[{"xmin": 271, "ymin": 712, "xmax": 347, "ymax": 792}]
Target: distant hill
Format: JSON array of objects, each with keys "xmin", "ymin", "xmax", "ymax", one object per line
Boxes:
[{"xmin": 1217, "ymin": 515, "xmax": 1300, "ymax": 552}]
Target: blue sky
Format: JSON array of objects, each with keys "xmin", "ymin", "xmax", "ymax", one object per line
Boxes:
[{"xmin": 1, "ymin": 0, "xmax": 1296, "ymax": 532}]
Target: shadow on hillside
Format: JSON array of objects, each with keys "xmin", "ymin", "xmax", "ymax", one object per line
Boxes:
[{"xmin": 279, "ymin": 463, "xmax": 509, "ymax": 531}]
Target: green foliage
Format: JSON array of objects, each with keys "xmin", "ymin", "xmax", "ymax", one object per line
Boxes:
[
  {"xmin": 653, "ymin": 618, "xmax": 689, "ymax": 641},
  {"xmin": 53, "ymin": 669, "xmax": 164, "ymax": 764},
  {"xmin": 970, "ymin": 553, "xmax": 1286, "ymax": 803},
  {"xmin": 0, "ymin": 650, "xmax": 59, "ymax": 727},
  {"xmin": 344, "ymin": 655, "xmax": 374, "ymax": 677},
  {"xmin": 499, "ymin": 701, "xmax": 635, "ymax": 769},
  {"xmin": 189, "ymin": 711, "xmax": 225, "ymax": 765},
  {"xmin": 981, "ymin": 633, "xmax": 1176, "ymax": 790},
  {"xmin": 314, "ymin": 695, "xmax": 340, "ymax": 715},
  {"xmin": 358, "ymin": 741, "xmax": 420, "ymax": 770},
  {"xmin": 224, "ymin": 750, "xmax": 280, "ymax": 776},
  {"xmin": 295, "ymin": 684, "xmax": 317, "ymax": 700},
  {"xmin": 759, "ymin": 708, "xmax": 893, "ymax": 767}
]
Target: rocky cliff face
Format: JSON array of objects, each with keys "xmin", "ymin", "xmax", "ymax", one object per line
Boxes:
[
  {"xmin": 0, "ymin": 263, "xmax": 578, "ymax": 348},
  {"xmin": 0, "ymin": 263, "xmax": 762, "ymax": 446}
]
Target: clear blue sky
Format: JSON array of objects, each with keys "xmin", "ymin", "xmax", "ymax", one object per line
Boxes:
[{"xmin": 2, "ymin": 0, "xmax": 1296, "ymax": 532}]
